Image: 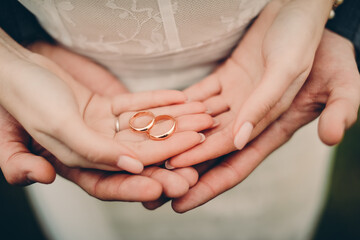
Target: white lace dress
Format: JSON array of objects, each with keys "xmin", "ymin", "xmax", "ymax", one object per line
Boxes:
[{"xmin": 20, "ymin": 1, "xmax": 332, "ymax": 240}]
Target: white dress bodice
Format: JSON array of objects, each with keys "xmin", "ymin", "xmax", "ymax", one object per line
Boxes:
[
  {"xmin": 20, "ymin": 1, "xmax": 332, "ymax": 240},
  {"xmin": 19, "ymin": 0, "xmax": 270, "ymax": 91}
]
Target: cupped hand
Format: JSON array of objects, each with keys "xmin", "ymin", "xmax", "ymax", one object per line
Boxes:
[
  {"xmin": 167, "ymin": 0, "xmax": 332, "ymax": 168},
  {"xmin": 0, "ymin": 30, "xmax": 213, "ymax": 172},
  {"xmin": 0, "ymin": 41, "xmax": 203, "ymax": 201},
  {"xmin": 171, "ymin": 29, "xmax": 360, "ymax": 212}
]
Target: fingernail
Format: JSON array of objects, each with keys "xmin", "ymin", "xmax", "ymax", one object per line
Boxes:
[
  {"xmin": 117, "ymin": 156, "xmax": 144, "ymax": 174},
  {"xmin": 165, "ymin": 160, "xmax": 175, "ymax": 170},
  {"xmin": 234, "ymin": 122, "xmax": 253, "ymax": 150},
  {"xmin": 199, "ymin": 133, "xmax": 206, "ymax": 143},
  {"xmin": 212, "ymin": 119, "xmax": 220, "ymax": 128}
]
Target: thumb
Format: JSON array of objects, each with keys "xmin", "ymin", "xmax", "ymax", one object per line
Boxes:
[
  {"xmin": 0, "ymin": 142, "xmax": 56, "ymax": 185},
  {"xmin": 233, "ymin": 63, "xmax": 308, "ymax": 150},
  {"xmin": 318, "ymin": 87, "xmax": 360, "ymax": 146}
]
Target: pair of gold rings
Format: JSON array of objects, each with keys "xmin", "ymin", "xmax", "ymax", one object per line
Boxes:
[{"xmin": 115, "ymin": 111, "xmax": 177, "ymax": 141}]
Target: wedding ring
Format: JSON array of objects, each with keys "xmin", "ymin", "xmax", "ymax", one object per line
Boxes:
[
  {"xmin": 115, "ymin": 117, "xmax": 120, "ymax": 133},
  {"xmin": 147, "ymin": 115, "xmax": 177, "ymax": 141},
  {"xmin": 129, "ymin": 111, "xmax": 155, "ymax": 132}
]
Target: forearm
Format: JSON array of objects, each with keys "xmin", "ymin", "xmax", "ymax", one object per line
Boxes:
[
  {"xmin": 274, "ymin": 0, "xmax": 333, "ymax": 32},
  {"xmin": 0, "ymin": 28, "xmax": 92, "ymax": 129},
  {"xmin": 0, "ymin": 28, "xmax": 31, "ymax": 67},
  {"xmin": 0, "ymin": 28, "xmax": 31, "ymax": 105},
  {"xmin": 27, "ymin": 42, "xmax": 129, "ymax": 96}
]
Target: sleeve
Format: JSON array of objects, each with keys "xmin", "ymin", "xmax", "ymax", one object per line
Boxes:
[
  {"xmin": 326, "ymin": 0, "xmax": 360, "ymax": 66},
  {"xmin": 0, "ymin": 0, "xmax": 52, "ymax": 45}
]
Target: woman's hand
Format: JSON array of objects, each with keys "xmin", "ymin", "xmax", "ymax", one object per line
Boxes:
[
  {"xmin": 0, "ymin": 29, "xmax": 213, "ymax": 173},
  {"xmin": 0, "ymin": 41, "xmax": 205, "ymax": 201},
  {"xmin": 171, "ymin": 29, "xmax": 360, "ymax": 213},
  {"xmin": 166, "ymin": 0, "xmax": 333, "ymax": 168}
]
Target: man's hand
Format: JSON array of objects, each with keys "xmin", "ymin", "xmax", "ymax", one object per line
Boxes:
[{"xmin": 171, "ymin": 29, "xmax": 360, "ymax": 212}]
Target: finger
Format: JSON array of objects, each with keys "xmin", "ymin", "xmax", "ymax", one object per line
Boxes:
[
  {"xmin": 193, "ymin": 159, "xmax": 220, "ymax": 176},
  {"xmin": 142, "ymin": 195, "xmax": 170, "ymax": 210},
  {"xmin": 167, "ymin": 112, "xmax": 235, "ymax": 168},
  {"xmin": 142, "ymin": 167, "xmax": 199, "ymax": 210},
  {"xmin": 112, "ymin": 90, "xmax": 187, "ymax": 114},
  {"xmin": 172, "ymin": 107, "xmax": 313, "ymax": 213},
  {"xmin": 183, "ymin": 74, "xmax": 221, "ymax": 101},
  {"xmin": 175, "ymin": 114, "xmax": 215, "ymax": 133},
  {"xmin": 40, "ymin": 120, "xmax": 143, "ymax": 173},
  {"xmin": 118, "ymin": 102, "xmax": 207, "ymax": 130},
  {"xmin": 54, "ymin": 159, "xmax": 163, "ymax": 202},
  {"xmin": 0, "ymin": 142, "xmax": 56, "ymax": 185},
  {"xmin": 141, "ymin": 166, "xmax": 189, "ymax": 198},
  {"xmin": 172, "ymin": 167, "xmax": 199, "ymax": 188},
  {"xmin": 318, "ymin": 86, "xmax": 360, "ymax": 145},
  {"xmin": 203, "ymin": 95, "xmax": 229, "ymax": 116},
  {"xmin": 116, "ymin": 114, "xmax": 214, "ymax": 141},
  {"xmin": 232, "ymin": 65, "xmax": 308, "ymax": 150},
  {"xmin": 168, "ymin": 129, "xmax": 234, "ymax": 168},
  {"xmin": 129, "ymin": 131, "xmax": 205, "ymax": 166}
]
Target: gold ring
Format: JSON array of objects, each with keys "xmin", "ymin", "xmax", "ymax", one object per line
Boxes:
[
  {"xmin": 147, "ymin": 115, "xmax": 177, "ymax": 141},
  {"xmin": 129, "ymin": 111, "xmax": 155, "ymax": 132}
]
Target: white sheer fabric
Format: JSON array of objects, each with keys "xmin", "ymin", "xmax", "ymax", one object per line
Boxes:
[
  {"xmin": 19, "ymin": 0, "xmax": 270, "ymax": 91},
  {"xmin": 20, "ymin": 1, "xmax": 332, "ymax": 239}
]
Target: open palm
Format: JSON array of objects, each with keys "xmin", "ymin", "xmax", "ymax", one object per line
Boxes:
[{"xmin": 168, "ymin": 0, "xmax": 326, "ymax": 168}]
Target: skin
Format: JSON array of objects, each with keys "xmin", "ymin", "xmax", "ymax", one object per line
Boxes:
[
  {"xmin": 0, "ymin": 27, "xmax": 215, "ymax": 172},
  {"xmin": 0, "ymin": 41, "xmax": 205, "ymax": 201},
  {"xmin": 1, "ymin": 0, "xmax": 358, "ymax": 209},
  {"xmin": 169, "ymin": 29, "xmax": 360, "ymax": 213},
  {"xmin": 167, "ymin": 0, "xmax": 334, "ymax": 168}
]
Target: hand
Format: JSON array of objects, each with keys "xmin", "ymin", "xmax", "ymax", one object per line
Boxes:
[
  {"xmin": 166, "ymin": 0, "xmax": 332, "ymax": 168},
  {"xmin": 0, "ymin": 42, "xmax": 203, "ymax": 201},
  {"xmin": 171, "ymin": 29, "xmax": 360, "ymax": 212},
  {"xmin": 0, "ymin": 29, "xmax": 212, "ymax": 172}
]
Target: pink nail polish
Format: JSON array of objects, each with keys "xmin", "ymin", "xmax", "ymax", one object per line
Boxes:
[{"xmin": 234, "ymin": 122, "xmax": 253, "ymax": 150}]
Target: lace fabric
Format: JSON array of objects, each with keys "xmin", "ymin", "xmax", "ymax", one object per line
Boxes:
[{"xmin": 18, "ymin": 0, "xmax": 270, "ymax": 91}]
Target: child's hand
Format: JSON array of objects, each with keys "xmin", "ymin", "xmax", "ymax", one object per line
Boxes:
[{"xmin": 166, "ymin": 0, "xmax": 333, "ymax": 168}]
